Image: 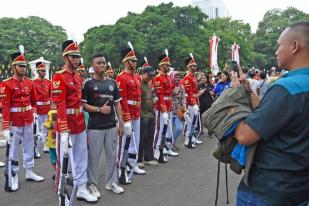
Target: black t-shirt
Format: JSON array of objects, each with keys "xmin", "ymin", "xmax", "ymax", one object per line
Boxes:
[
  {"xmin": 82, "ymin": 78, "xmax": 121, "ymax": 130},
  {"xmin": 198, "ymin": 82, "xmax": 213, "ymax": 111},
  {"xmin": 238, "ymin": 85, "xmax": 309, "ymax": 206}
]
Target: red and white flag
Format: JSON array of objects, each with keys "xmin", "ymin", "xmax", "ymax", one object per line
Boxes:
[
  {"xmin": 231, "ymin": 42, "xmax": 240, "ymax": 64},
  {"xmin": 209, "ymin": 34, "xmax": 220, "ymax": 75}
]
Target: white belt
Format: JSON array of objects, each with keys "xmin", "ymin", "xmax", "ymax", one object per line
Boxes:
[
  {"xmin": 127, "ymin": 100, "xmax": 141, "ymax": 106},
  {"xmin": 66, "ymin": 107, "xmax": 83, "ymax": 115},
  {"xmin": 10, "ymin": 106, "xmax": 32, "ymax": 112},
  {"xmin": 164, "ymin": 96, "xmax": 171, "ymax": 100},
  {"xmin": 36, "ymin": 101, "xmax": 50, "ymax": 106}
]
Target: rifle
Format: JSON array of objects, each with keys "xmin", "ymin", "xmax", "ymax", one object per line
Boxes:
[
  {"xmin": 158, "ymin": 124, "xmax": 168, "ymax": 163},
  {"xmin": 119, "ymin": 134, "xmax": 132, "ymax": 185},
  {"xmin": 33, "ymin": 115, "xmax": 40, "ymax": 159},
  {"xmin": 4, "ymin": 142, "xmax": 13, "ymax": 192},
  {"xmin": 187, "ymin": 114, "xmax": 197, "ymax": 148},
  {"xmin": 58, "ymin": 148, "xmax": 76, "ymax": 206}
]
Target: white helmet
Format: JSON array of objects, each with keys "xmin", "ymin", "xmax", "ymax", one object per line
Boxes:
[{"xmin": 88, "ymin": 67, "xmax": 94, "ymax": 74}]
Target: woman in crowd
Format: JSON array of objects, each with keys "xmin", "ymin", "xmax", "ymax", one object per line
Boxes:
[
  {"xmin": 211, "ymin": 70, "xmax": 231, "ymax": 97},
  {"xmin": 198, "ymin": 73, "xmax": 214, "ymax": 117},
  {"xmin": 170, "ymin": 71, "xmax": 186, "ymax": 150}
]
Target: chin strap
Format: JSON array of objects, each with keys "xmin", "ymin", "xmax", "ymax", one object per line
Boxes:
[{"xmin": 65, "ymin": 55, "xmax": 76, "ymax": 70}]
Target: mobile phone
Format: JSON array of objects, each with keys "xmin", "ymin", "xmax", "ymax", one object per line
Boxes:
[{"xmin": 231, "ymin": 61, "xmax": 239, "ymax": 77}]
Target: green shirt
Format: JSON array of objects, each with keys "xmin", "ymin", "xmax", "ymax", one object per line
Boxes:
[{"xmin": 141, "ymin": 80, "xmax": 154, "ymax": 119}]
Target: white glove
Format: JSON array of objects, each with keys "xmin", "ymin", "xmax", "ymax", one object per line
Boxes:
[
  {"xmin": 193, "ymin": 104, "xmax": 199, "ymax": 115},
  {"xmin": 61, "ymin": 132, "xmax": 69, "ymax": 155},
  {"xmin": 3, "ymin": 130, "xmax": 11, "ymax": 144},
  {"xmin": 162, "ymin": 112, "xmax": 169, "ymax": 125},
  {"xmin": 124, "ymin": 121, "xmax": 132, "ymax": 136}
]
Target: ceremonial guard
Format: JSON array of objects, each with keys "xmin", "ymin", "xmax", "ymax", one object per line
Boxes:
[
  {"xmin": 1, "ymin": 46, "xmax": 44, "ymax": 192},
  {"xmin": 33, "ymin": 60, "xmax": 51, "ymax": 155},
  {"xmin": 51, "ymin": 40, "xmax": 97, "ymax": 203},
  {"xmin": 105, "ymin": 62, "xmax": 115, "ymax": 79},
  {"xmin": 153, "ymin": 49, "xmax": 178, "ymax": 164},
  {"xmin": 181, "ymin": 53, "xmax": 201, "ymax": 148},
  {"xmin": 116, "ymin": 42, "xmax": 145, "ymax": 186}
]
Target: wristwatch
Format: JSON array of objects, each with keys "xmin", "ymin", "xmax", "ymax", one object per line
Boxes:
[{"xmin": 96, "ymin": 107, "xmax": 101, "ymax": 113}]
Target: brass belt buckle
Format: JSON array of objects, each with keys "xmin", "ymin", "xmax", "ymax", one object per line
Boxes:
[{"xmin": 74, "ymin": 108, "xmax": 80, "ymax": 114}]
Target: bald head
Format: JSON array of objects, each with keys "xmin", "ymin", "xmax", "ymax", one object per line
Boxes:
[
  {"xmin": 276, "ymin": 21, "xmax": 309, "ymax": 70},
  {"xmin": 287, "ymin": 21, "xmax": 309, "ymax": 50}
]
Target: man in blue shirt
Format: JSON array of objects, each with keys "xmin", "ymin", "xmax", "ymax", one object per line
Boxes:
[{"xmin": 234, "ymin": 21, "xmax": 309, "ymax": 206}]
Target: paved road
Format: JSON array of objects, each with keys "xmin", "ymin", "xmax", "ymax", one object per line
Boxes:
[{"xmin": 0, "ymin": 135, "xmax": 241, "ymax": 206}]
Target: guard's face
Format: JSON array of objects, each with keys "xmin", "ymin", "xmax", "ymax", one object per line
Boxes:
[
  {"xmin": 163, "ymin": 64, "xmax": 171, "ymax": 73},
  {"xmin": 126, "ymin": 59, "xmax": 137, "ymax": 71},
  {"xmin": 67, "ymin": 55, "xmax": 81, "ymax": 69},
  {"xmin": 14, "ymin": 64, "xmax": 27, "ymax": 76},
  {"xmin": 38, "ymin": 70, "xmax": 46, "ymax": 78},
  {"xmin": 92, "ymin": 57, "xmax": 106, "ymax": 74},
  {"xmin": 190, "ymin": 65, "xmax": 197, "ymax": 72}
]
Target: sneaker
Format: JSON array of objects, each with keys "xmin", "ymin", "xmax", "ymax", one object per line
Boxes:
[
  {"xmin": 25, "ymin": 169, "xmax": 44, "ymax": 182},
  {"xmin": 163, "ymin": 148, "xmax": 179, "ymax": 157},
  {"xmin": 133, "ymin": 165, "xmax": 146, "ymax": 175},
  {"xmin": 136, "ymin": 162, "xmax": 145, "ymax": 168},
  {"xmin": 105, "ymin": 183, "xmax": 124, "ymax": 194},
  {"xmin": 143, "ymin": 160, "xmax": 159, "ymax": 166},
  {"xmin": 0, "ymin": 161, "xmax": 5, "ymax": 167},
  {"xmin": 154, "ymin": 149, "xmax": 168, "ymax": 163},
  {"xmin": 11, "ymin": 174, "xmax": 19, "ymax": 191},
  {"xmin": 88, "ymin": 183, "xmax": 101, "ymax": 198},
  {"xmin": 195, "ymin": 139, "xmax": 203, "ymax": 145},
  {"xmin": 43, "ymin": 145, "xmax": 49, "ymax": 153},
  {"xmin": 118, "ymin": 168, "xmax": 132, "ymax": 185},
  {"xmin": 77, "ymin": 183, "xmax": 98, "ymax": 203}
]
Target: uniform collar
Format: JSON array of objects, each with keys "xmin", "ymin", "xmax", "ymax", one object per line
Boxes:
[{"xmin": 63, "ymin": 65, "xmax": 75, "ymax": 74}]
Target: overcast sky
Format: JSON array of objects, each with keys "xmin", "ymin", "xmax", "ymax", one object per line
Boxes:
[{"xmin": 1, "ymin": 0, "xmax": 308, "ymax": 42}]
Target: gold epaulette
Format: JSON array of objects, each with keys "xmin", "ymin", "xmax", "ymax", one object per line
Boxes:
[
  {"xmin": 56, "ymin": 69, "xmax": 65, "ymax": 74},
  {"xmin": 2, "ymin": 77, "xmax": 12, "ymax": 82}
]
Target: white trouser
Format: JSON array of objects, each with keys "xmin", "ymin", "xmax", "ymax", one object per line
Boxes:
[
  {"xmin": 58, "ymin": 130, "xmax": 88, "ymax": 186},
  {"xmin": 118, "ymin": 118, "xmax": 140, "ymax": 168},
  {"xmin": 36, "ymin": 114, "xmax": 48, "ymax": 143},
  {"xmin": 10, "ymin": 124, "xmax": 35, "ymax": 173},
  {"xmin": 185, "ymin": 106, "xmax": 199, "ymax": 142},
  {"xmin": 153, "ymin": 110, "xmax": 173, "ymax": 150}
]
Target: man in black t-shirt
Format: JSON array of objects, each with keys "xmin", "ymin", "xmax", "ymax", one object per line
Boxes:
[{"xmin": 82, "ymin": 54, "xmax": 125, "ymax": 198}]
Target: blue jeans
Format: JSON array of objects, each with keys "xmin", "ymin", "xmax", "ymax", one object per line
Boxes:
[
  {"xmin": 172, "ymin": 115, "xmax": 183, "ymax": 143},
  {"xmin": 236, "ymin": 191, "xmax": 270, "ymax": 206}
]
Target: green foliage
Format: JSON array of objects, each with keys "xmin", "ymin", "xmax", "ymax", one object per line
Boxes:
[
  {"xmin": 81, "ymin": 3, "xmax": 260, "ymax": 71},
  {"xmin": 0, "ymin": 16, "xmax": 67, "ymax": 66},
  {"xmin": 254, "ymin": 7, "xmax": 309, "ymax": 68}
]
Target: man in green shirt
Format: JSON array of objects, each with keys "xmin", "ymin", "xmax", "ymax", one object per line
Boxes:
[{"xmin": 137, "ymin": 58, "xmax": 159, "ymax": 167}]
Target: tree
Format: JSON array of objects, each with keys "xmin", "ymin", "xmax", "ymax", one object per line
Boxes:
[
  {"xmin": 81, "ymin": 3, "xmax": 257, "ymax": 71},
  {"xmin": 254, "ymin": 7, "xmax": 309, "ymax": 69},
  {"xmin": 0, "ymin": 16, "xmax": 67, "ymax": 66}
]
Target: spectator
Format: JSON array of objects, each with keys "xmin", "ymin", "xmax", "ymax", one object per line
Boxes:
[
  {"xmin": 234, "ymin": 21, "xmax": 309, "ymax": 206},
  {"xmin": 247, "ymin": 69, "xmax": 260, "ymax": 95},
  {"xmin": 197, "ymin": 73, "xmax": 213, "ymax": 117},
  {"xmin": 211, "ymin": 71, "xmax": 231, "ymax": 97},
  {"xmin": 170, "ymin": 71, "xmax": 186, "ymax": 150},
  {"xmin": 257, "ymin": 71, "xmax": 270, "ymax": 99}
]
